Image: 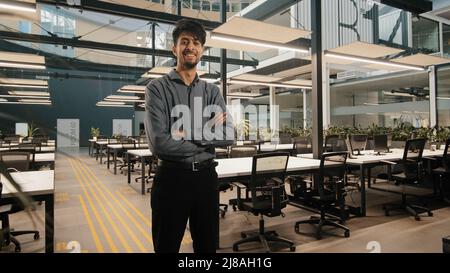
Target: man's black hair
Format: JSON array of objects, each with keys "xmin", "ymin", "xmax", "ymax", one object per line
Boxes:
[{"xmin": 172, "ymin": 19, "xmax": 206, "ymax": 46}]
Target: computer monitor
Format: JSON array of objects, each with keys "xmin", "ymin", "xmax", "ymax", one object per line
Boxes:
[
  {"xmin": 374, "ymin": 134, "xmax": 388, "ymax": 155},
  {"xmin": 350, "ymin": 134, "xmax": 368, "ymax": 155}
]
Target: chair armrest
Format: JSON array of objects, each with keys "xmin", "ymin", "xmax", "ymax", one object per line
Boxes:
[
  {"xmin": 6, "ymin": 167, "xmax": 19, "ymax": 173},
  {"xmin": 231, "ymin": 182, "xmax": 246, "ymax": 189},
  {"xmin": 380, "ymin": 160, "xmax": 397, "ymax": 165}
]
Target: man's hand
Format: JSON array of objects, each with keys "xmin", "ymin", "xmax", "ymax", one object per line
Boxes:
[{"xmin": 172, "ymin": 129, "xmax": 186, "ymax": 140}]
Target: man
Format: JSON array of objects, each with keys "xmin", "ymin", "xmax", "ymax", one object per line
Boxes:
[{"xmin": 145, "ymin": 19, "xmax": 234, "ymax": 253}]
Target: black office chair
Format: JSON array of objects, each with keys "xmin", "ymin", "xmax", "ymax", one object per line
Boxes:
[
  {"xmin": 292, "ymin": 137, "xmax": 311, "ymax": 155},
  {"xmin": 325, "ymin": 135, "xmax": 347, "ymax": 152},
  {"xmin": 382, "ymin": 138, "xmax": 433, "ymax": 221},
  {"xmin": 294, "ymin": 152, "xmax": 350, "ymax": 240},
  {"xmin": 432, "ymin": 138, "xmax": 450, "ymax": 204},
  {"xmin": 232, "ymin": 152, "xmax": 295, "ymax": 252},
  {"xmin": 0, "ymin": 152, "xmax": 40, "ymax": 252},
  {"xmin": 227, "ymin": 145, "xmax": 259, "ymax": 213}
]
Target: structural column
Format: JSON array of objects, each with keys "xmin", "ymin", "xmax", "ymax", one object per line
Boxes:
[
  {"xmin": 311, "ymin": 0, "xmax": 323, "ymax": 159},
  {"xmin": 429, "ymin": 66, "xmax": 437, "ymax": 127}
]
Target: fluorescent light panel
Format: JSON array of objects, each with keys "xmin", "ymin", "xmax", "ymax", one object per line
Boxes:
[
  {"xmin": 0, "ymin": 0, "xmax": 36, "ymax": 13},
  {"xmin": 97, "ymin": 101, "xmax": 125, "ymax": 105},
  {"xmin": 228, "ymin": 79, "xmax": 312, "ymax": 89},
  {"xmin": 210, "ymin": 33, "xmax": 310, "ymax": 53},
  {"xmin": 118, "ymin": 85, "xmax": 146, "ymax": 94},
  {"xmin": 106, "ymin": 95, "xmax": 140, "ymax": 100},
  {"xmin": 0, "ymin": 61, "xmax": 45, "ymax": 70},
  {"xmin": 0, "ymin": 78, "xmax": 48, "ymax": 89},
  {"xmin": 325, "ymin": 51, "xmax": 425, "ymax": 71},
  {"xmin": 0, "ymin": 95, "xmax": 49, "ymax": 99},
  {"xmin": 19, "ymin": 99, "xmax": 51, "ymax": 103},
  {"xmin": 8, "ymin": 91, "xmax": 49, "ymax": 96}
]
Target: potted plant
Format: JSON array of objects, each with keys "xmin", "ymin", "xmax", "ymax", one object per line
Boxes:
[
  {"xmin": 435, "ymin": 126, "xmax": 450, "ymax": 150},
  {"xmin": 27, "ymin": 122, "xmax": 40, "ymax": 140},
  {"xmin": 90, "ymin": 127, "xmax": 100, "ymax": 141}
]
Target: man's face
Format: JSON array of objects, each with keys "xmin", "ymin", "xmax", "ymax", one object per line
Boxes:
[{"xmin": 172, "ymin": 32, "xmax": 204, "ymax": 70}]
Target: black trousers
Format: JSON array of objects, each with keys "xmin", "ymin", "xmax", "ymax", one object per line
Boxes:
[{"xmin": 150, "ymin": 165, "xmax": 218, "ymax": 253}]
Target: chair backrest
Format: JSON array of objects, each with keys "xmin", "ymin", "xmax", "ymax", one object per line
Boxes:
[
  {"xmin": 0, "ymin": 152, "xmax": 31, "ymax": 171},
  {"xmin": 401, "ymin": 138, "xmax": 426, "ymax": 180},
  {"xmin": 317, "ymin": 152, "xmax": 348, "ymax": 201},
  {"xmin": 442, "ymin": 138, "xmax": 450, "ymax": 172},
  {"xmin": 121, "ymin": 138, "xmax": 136, "ymax": 149},
  {"xmin": 229, "ymin": 145, "xmax": 257, "ymax": 158},
  {"xmin": 249, "ymin": 152, "xmax": 290, "ymax": 216},
  {"xmin": 325, "ymin": 135, "xmax": 346, "ymax": 152},
  {"xmin": 350, "ymin": 134, "xmax": 368, "ymax": 154},
  {"xmin": 4, "ymin": 135, "xmax": 20, "ymax": 143},
  {"xmin": 293, "ymin": 137, "xmax": 310, "ymax": 155},
  {"xmin": 279, "ymin": 133, "xmax": 292, "ymax": 144}
]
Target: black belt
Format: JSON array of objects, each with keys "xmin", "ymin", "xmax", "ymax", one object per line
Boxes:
[{"xmin": 158, "ymin": 159, "xmax": 217, "ymax": 171}]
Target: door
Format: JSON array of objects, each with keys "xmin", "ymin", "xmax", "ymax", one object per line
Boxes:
[{"xmin": 57, "ymin": 119, "xmax": 80, "ymax": 147}]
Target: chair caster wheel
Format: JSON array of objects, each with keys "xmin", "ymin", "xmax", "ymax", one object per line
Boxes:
[
  {"xmin": 220, "ymin": 211, "xmax": 226, "ymax": 218},
  {"xmin": 15, "ymin": 246, "xmax": 21, "ymax": 252},
  {"xmin": 414, "ymin": 215, "xmax": 421, "ymax": 221},
  {"xmin": 232, "ymin": 245, "xmax": 238, "ymax": 251},
  {"xmin": 290, "ymin": 246, "xmax": 296, "ymax": 252},
  {"xmin": 344, "ymin": 230, "xmax": 350, "ymax": 238},
  {"xmin": 428, "ymin": 212, "xmax": 433, "ymax": 217},
  {"xmin": 240, "ymin": 232, "xmax": 247, "ymax": 239},
  {"xmin": 232, "ymin": 205, "xmax": 237, "ymax": 211},
  {"xmin": 34, "ymin": 233, "xmax": 40, "ymax": 240}
]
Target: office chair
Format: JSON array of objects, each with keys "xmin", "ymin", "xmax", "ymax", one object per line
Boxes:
[
  {"xmin": 287, "ymin": 137, "xmax": 314, "ymax": 203},
  {"xmin": 430, "ymin": 138, "xmax": 450, "ymax": 204},
  {"xmin": 294, "ymin": 152, "xmax": 350, "ymax": 240},
  {"xmin": 292, "ymin": 137, "xmax": 311, "ymax": 155},
  {"xmin": 381, "ymin": 138, "xmax": 433, "ymax": 221},
  {"xmin": 325, "ymin": 135, "xmax": 347, "ymax": 152},
  {"xmin": 0, "ymin": 152, "xmax": 40, "ymax": 252},
  {"xmin": 232, "ymin": 152, "xmax": 295, "ymax": 252},
  {"xmin": 228, "ymin": 145, "xmax": 258, "ymax": 213}
]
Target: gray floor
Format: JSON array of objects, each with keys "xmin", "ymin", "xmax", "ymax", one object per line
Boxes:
[{"xmin": 2, "ymin": 148, "xmax": 449, "ymax": 253}]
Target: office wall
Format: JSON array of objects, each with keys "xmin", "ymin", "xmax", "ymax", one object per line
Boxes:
[{"xmin": 0, "ymin": 68, "xmax": 136, "ymax": 147}]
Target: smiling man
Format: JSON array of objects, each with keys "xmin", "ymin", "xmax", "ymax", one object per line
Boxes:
[{"xmin": 144, "ymin": 19, "xmax": 234, "ymax": 253}]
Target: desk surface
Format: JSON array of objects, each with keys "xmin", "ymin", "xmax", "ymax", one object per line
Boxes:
[
  {"xmin": 35, "ymin": 153, "xmax": 55, "ymax": 162},
  {"xmin": 107, "ymin": 143, "xmax": 148, "ymax": 149},
  {"xmin": 258, "ymin": 144, "xmax": 294, "ymax": 152},
  {"xmin": 299, "ymin": 148, "xmax": 444, "ymax": 165},
  {"xmin": 127, "ymin": 149, "xmax": 153, "ymax": 157},
  {"xmin": 1, "ymin": 170, "xmax": 54, "ymax": 198},
  {"xmin": 216, "ymin": 156, "xmax": 325, "ymax": 179}
]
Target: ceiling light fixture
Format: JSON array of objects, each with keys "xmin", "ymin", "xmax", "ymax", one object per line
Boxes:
[
  {"xmin": 228, "ymin": 79, "xmax": 312, "ymax": 89},
  {"xmin": 8, "ymin": 91, "xmax": 50, "ymax": 97},
  {"xmin": 0, "ymin": 0, "xmax": 36, "ymax": 13},
  {"xmin": 325, "ymin": 51, "xmax": 425, "ymax": 71},
  {"xmin": 210, "ymin": 32, "xmax": 310, "ymax": 53},
  {"xmin": 0, "ymin": 61, "xmax": 45, "ymax": 70},
  {"xmin": 117, "ymin": 85, "xmax": 146, "ymax": 94},
  {"xmin": 0, "ymin": 78, "xmax": 48, "ymax": 89}
]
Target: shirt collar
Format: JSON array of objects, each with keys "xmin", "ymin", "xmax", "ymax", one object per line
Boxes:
[{"xmin": 168, "ymin": 69, "xmax": 200, "ymax": 86}]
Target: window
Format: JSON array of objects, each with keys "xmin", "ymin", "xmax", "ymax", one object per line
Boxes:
[
  {"xmin": 412, "ymin": 16, "xmax": 440, "ymax": 53},
  {"xmin": 202, "ymin": 1, "xmax": 210, "ymax": 11},
  {"xmin": 192, "ymin": 0, "xmax": 200, "ymax": 10},
  {"xmin": 231, "ymin": 3, "xmax": 240, "ymax": 12},
  {"xmin": 241, "ymin": 2, "xmax": 250, "ymax": 10},
  {"xmin": 211, "ymin": 2, "xmax": 220, "ymax": 11},
  {"xmin": 443, "ymin": 24, "xmax": 450, "ymax": 57},
  {"xmin": 437, "ymin": 65, "xmax": 450, "ymax": 126}
]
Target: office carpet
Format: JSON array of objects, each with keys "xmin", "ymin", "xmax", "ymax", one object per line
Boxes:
[{"xmin": 1, "ymin": 148, "xmax": 449, "ymax": 253}]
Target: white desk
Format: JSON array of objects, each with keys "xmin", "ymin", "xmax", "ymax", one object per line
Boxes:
[
  {"xmin": 298, "ymin": 148, "xmax": 445, "ymax": 216},
  {"xmin": 106, "ymin": 144, "xmax": 149, "ymax": 174},
  {"xmin": 257, "ymin": 144, "xmax": 294, "ymax": 152},
  {"xmin": 0, "ymin": 170, "xmax": 54, "ymax": 253},
  {"xmin": 216, "ymin": 156, "xmax": 323, "ymax": 180},
  {"xmin": 126, "ymin": 149, "xmax": 154, "ymax": 195},
  {"xmin": 35, "ymin": 153, "xmax": 55, "ymax": 163}
]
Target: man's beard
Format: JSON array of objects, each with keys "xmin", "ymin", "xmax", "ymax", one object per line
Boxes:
[{"xmin": 182, "ymin": 60, "xmax": 199, "ymax": 69}]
